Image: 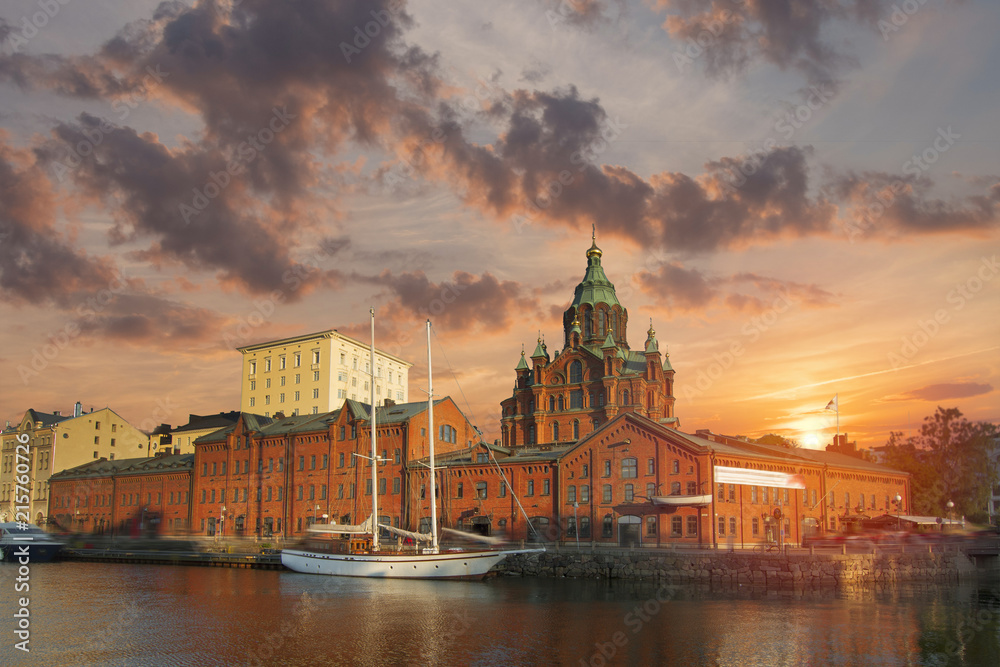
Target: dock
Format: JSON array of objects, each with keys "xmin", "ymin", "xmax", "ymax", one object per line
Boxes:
[{"xmin": 62, "ymin": 548, "xmax": 284, "ymax": 569}]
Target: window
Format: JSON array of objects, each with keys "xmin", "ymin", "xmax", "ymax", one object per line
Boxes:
[
  {"xmin": 646, "ymin": 516, "xmax": 656, "ymax": 536},
  {"xmin": 858, "ymin": 494, "xmax": 865, "ymax": 510},
  {"xmin": 476, "ymin": 482, "xmax": 487, "ymax": 499},
  {"xmin": 295, "ymin": 374, "xmax": 301, "ymax": 384},
  {"xmin": 266, "ymin": 378, "xmax": 271, "ymax": 388},
  {"xmin": 526, "ymin": 480, "xmax": 534, "ymax": 496},
  {"xmin": 279, "ymin": 392, "xmax": 285, "ymax": 403},
  {"xmin": 294, "ymin": 353, "xmax": 301, "ymax": 367},
  {"xmin": 499, "ymin": 482, "xmax": 507, "ymax": 498},
  {"xmin": 567, "ymin": 485, "xmax": 576, "ymax": 503},
  {"xmin": 729, "ymin": 517, "xmax": 737, "ymax": 536},
  {"xmin": 729, "ymin": 484, "xmax": 736, "ymax": 502},
  {"xmin": 750, "ymin": 485, "xmax": 758, "ymax": 503},
  {"xmin": 312, "ymin": 388, "xmax": 319, "ymax": 399},
  {"xmin": 649, "ymin": 483, "xmax": 658, "ymax": 498},
  {"xmin": 337, "ymin": 484, "xmax": 344, "ymax": 499},
  {"xmin": 603, "ymin": 460, "xmax": 611, "ymax": 477},
  {"xmin": 95, "ymin": 421, "xmax": 101, "ymax": 430},
  {"xmin": 297, "ymin": 486, "xmax": 304, "ymax": 500},
  {"xmin": 294, "ymin": 391, "xmax": 300, "ymax": 401},
  {"xmin": 570, "ymin": 390, "xmax": 583, "ymax": 409},
  {"xmin": 249, "ymin": 397, "xmax": 255, "ymax": 407},
  {"xmin": 602, "ymin": 515, "xmax": 613, "ymax": 538},
  {"xmin": 322, "ymin": 454, "xmax": 328, "ymax": 469},
  {"xmin": 394, "ymin": 449, "xmax": 401, "ymax": 464},
  {"xmin": 718, "ymin": 517, "xmax": 726, "ymax": 536},
  {"xmin": 621, "ymin": 458, "xmax": 637, "ymax": 479},
  {"xmin": 298, "ymin": 456, "xmax": 304, "ymax": 471},
  {"xmin": 378, "ymin": 478, "xmax": 386, "ymax": 495},
  {"xmin": 602, "ymin": 484, "xmax": 612, "ymax": 503},
  {"xmin": 457, "ymin": 482, "xmax": 464, "ymax": 499},
  {"xmin": 671, "ymin": 516, "xmax": 682, "ymax": 536},
  {"xmin": 250, "ymin": 380, "xmax": 256, "ymax": 391},
  {"xmin": 393, "ymin": 477, "xmax": 401, "ymax": 495},
  {"xmin": 752, "ymin": 518, "xmax": 760, "ymax": 536},
  {"xmin": 844, "ymin": 492, "xmax": 850, "ymax": 508},
  {"xmin": 580, "ymin": 485, "xmax": 589, "ymax": 502},
  {"xmin": 624, "ymin": 484, "xmax": 634, "ymax": 502},
  {"xmin": 686, "ymin": 481, "xmax": 696, "ymax": 495},
  {"xmin": 310, "ymin": 455, "xmax": 316, "ymax": 470},
  {"xmin": 543, "ymin": 479, "xmax": 550, "ymax": 495},
  {"xmin": 312, "ymin": 350, "xmax": 320, "ymax": 364},
  {"xmin": 647, "ymin": 459, "xmax": 655, "ymax": 475},
  {"xmin": 687, "ymin": 516, "xmax": 698, "ymax": 536},
  {"xmin": 570, "ymin": 361, "xmax": 583, "ymax": 383},
  {"xmin": 717, "ymin": 483, "xmax": 725, "ymax": 501},
  {"xmin": 762, "ymin": 487, "xmax": 769, "ymax": 504}
]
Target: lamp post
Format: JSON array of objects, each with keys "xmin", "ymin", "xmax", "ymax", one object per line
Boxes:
[
  {"xmin": 220, "ymin": 505, "xmax": 226, "ymax": 538},
  {"xmin": 895, "ymin": 494, "xmax": 902, "ymax": 531},
  {"xmin": 945, "ymin": 500, "xmax": 954, "ymax": 533}
]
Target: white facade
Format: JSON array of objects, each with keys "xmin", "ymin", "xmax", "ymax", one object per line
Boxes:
[{"xmin": 237, "ymin": 330, "xmax": 411, "ymax": 417}]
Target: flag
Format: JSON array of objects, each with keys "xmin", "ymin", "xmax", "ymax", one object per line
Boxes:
[{"xmin": 825, "ymin": 396, "xmax": 838, "ymax": 411}]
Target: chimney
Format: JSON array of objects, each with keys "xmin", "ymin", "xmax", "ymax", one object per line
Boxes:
[
  {"xmin": 53, "ymin": 410, "xmax": 60, "ymax": 416},
  {"xmin": 74, "ymin": 401, "xmax": 83, "ymax": 418}
]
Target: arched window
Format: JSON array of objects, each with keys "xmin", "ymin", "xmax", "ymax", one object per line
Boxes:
[
  {"xmin": 671, "ymin": 481, "xmax": 681, "ymax": 495},
  {"xmin": 598, "ymin": 309, "xmax": 605, "ymax": 336},
  {"xmin": 549, "ymin": 397, "xmax": 555, "ymax": 412},
  {"xmin": 552, "ymin": 422, "xmax": 559, "ymax": 441},
  {"xmin": 557, "ymin": 395, "xmax": 564, "ymax": 411},
  {"xmin": 573, "ymin": 420, "xmax": 580, "ymax": 439},
  {"xmin": 527, "ymin": 424, "xmax": 536, "ymax": 445},
  {"xmin": 621, "ymin": 390, "xmax": 629, "ymax": 406},
  {"xmin": 570, "ymin": 361, "xmax": 583, "ymax": 383},
  {"xmin": 583, "ymin": 310, "xmax": 592, "ymax": 338},
  {"xmin": 570, "ymin": 390, "xmax": 583, "ymax": 409}
]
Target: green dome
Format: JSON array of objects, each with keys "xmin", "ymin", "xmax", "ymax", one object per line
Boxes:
[{"xmin": 570, "ymin": 241, "xmax": 620, "ymax": 309}]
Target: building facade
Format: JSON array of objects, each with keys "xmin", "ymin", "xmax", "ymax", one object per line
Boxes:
[
  {"xmin": 1, "ymin": 405, "xmax": 148, "ymax": 525},
  {"xmin": 237, "ymin": 330, "xmax": 411, "ymax": 418},
  {"xmin": 500, "ymin": 239, "xmax": 677, "ymax": 448}
]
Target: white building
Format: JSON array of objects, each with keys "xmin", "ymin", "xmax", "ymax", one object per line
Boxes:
[{"xmin": 237, "ymin": 330, "xmax": 411, "ymax": 417}]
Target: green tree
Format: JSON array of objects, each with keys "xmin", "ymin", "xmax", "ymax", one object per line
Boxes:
[{"xmin": 882, "ymin": 407, "xmax": 997, "ymax": 523}]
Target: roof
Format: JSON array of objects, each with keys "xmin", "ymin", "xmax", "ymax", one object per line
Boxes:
[
  {"xmin": 194, "ymin": 413, "xmax": 274, "ymax": 444},
  {"xmin": 569, "ymin": 243, "xmax": 621, "ymax": 310},
  {"xmin": 50, "ymin": 454, "xmax": 194, "ymax": 480},
  {"xmin": 171, "ymin": 411, "xmax": 241, "ymax": 434},
  {"xmin": 344, "ymin": 397, "xmax": 449, "ymax": 425},
  {"xmin": 12, "ymin": 409, "xmax": 69, "ymax": 430},
  {"xmin": 235, "ymin": 328, "xmax": 412, "ymax": 366}
]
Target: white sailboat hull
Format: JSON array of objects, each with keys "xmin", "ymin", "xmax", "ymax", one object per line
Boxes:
[{"xmin": 281, "ymin": 548, "xmax": 536, "ymax": 579}]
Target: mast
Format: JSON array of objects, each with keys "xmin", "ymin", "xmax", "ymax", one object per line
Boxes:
[
  {"xmin": 370, "ymin": 307, "xmax": 379, "ymax": 551},
  {"xmin": 427, "ymin": 320, "xmax": 439, "ymax": 552}
]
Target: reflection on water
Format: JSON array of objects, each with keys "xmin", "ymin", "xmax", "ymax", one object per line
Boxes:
[{"xmin": 1, "ymin": 562, "xmax": 998, "ymax": 666}]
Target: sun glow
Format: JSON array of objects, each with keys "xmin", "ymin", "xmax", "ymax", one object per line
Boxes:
[{"xmin": 801, "ymin": 433, "xmax": 820, "ymax": 448}]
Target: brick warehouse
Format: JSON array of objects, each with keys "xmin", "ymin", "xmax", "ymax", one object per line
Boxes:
[{"xmin": 47, "ymin": 239, "xmax": 911, "ymax": 545}]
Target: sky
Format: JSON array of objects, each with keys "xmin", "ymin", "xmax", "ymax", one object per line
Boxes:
[{"xmin": 1, "ymin": 0, "xmax": 997, "ymax": 449}]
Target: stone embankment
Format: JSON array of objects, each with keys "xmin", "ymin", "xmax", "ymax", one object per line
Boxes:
[{"xmin": 495, "ymin": 549, "xmax": 977, "ymax": 586}]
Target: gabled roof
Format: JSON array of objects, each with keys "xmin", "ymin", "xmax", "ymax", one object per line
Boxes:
[
  {"xmin": 344, "ymin": 398, "xmax": 452, "ymax": 425},
  {"xmin": 50, "ymin": 454, "xmax": 194, "ymax": 480},
  {"xmin": 194, "ymin": 412, "xmax": 273, "ymax": 444}
]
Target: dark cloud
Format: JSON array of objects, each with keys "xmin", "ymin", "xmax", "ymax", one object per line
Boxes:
[
  {"xmin": 889, "ymin": 383, "xmax": 994, "ymax": 402},
  {"xmin": 0, "ymin": 136, "xmax": 119, "ymax": 306},
  {"xmin": 655, "ymin": 0, "xmax": 895, "ymax": 91},
  {"xmin": 637, "ymin": 263, "xmax": 835, "ymax": 314},
  {"xmin": 357, "ymin": 269, "xmax": 537, "ymax": 333},
  {"xmin": 827, "ymin": 170, "xmax": 1000, "ymax": 240},
  {"xmin": 72, "ymin": 292, "xmax": 231, "ymax": 349},
  {"xmin": 2, "ymin": 0, "xmax": 434, "ymax": 296}
]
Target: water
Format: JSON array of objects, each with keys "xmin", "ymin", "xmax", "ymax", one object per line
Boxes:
[{"xmin": 2, "ymin": 562, "xmax": 998, "ymax": 666}]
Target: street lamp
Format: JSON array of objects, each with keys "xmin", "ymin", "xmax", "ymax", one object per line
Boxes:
[
  {"xmin": 895, "ymin": 494, "xmax": 902, "ymax": 531},
  {"xmin": 945, "ymin": 500, "xmax": 954, "ymax": 532},
  {"xmin": 221, "ymin": 505, "xmax": 226, "ymax": 537}
]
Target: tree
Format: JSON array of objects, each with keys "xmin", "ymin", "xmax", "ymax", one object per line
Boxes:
[
  {"xmin": 882, "ymin": 407, "xmax": 998, "ymax": 523},
  {"xmin": 752, "ymin": 433, "xmax": 799, "ymax": 448}
]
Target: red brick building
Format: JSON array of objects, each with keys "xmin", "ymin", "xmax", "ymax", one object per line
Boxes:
[
  {"xmin": 424, "ymin": 412, "xmax": 911, "ymax": 547},
  {"xmin": 188, "ymin": 398, "xmax": 475, "ymax": 539},
  {"xmin": 500, "ymin": 238, "xmax": 677, "ymax": 448},
  {"xmin": 47, "ymin": 454, "xmax": 193, "ymax": 535}
]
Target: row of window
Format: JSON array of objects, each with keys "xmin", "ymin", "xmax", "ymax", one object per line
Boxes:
[{"xmin": 55, "ymin": 490, "xmax": 189, "ymax": 508}]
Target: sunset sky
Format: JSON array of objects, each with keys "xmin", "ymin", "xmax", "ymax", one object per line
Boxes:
[{"xmin": 1, "ymin": 0, "xmax": 997, "ymax": 449}]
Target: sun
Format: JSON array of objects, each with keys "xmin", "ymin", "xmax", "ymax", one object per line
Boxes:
[{"xmin": 802, "ymin": 433, "xmax": 820, "ymax": 448}]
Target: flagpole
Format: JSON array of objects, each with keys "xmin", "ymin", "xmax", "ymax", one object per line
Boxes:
[{"xmin": 835, "ymin": 393, "xmax": 839, "ymax": 445}]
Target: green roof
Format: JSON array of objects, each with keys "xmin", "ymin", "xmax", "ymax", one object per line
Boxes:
[{"xmin": 569, "ymin": 242, "xmax": 621, "ymax": 310}]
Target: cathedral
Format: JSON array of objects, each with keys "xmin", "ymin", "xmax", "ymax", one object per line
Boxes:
[{"xmin": 499, "ymin": 236, "xmax": 677, "ymax": 448}]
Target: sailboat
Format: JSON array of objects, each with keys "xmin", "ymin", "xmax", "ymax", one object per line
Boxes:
[{"xmin": 281, "ymin": 313, "xmax": 540, "ymax": 579}]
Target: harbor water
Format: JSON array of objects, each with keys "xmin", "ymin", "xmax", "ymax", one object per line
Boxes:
[{"xmin": 2, "ymin": 562, "xmax": 999, "ymax": 665}]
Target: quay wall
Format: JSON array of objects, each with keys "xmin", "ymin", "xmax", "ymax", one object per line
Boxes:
[{"xmin": 495, "ymin": 549, "xmax": 978, "ymax": 586}]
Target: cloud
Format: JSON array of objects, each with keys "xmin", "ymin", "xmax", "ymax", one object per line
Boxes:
[
  {"xmin": 0, "ymin": 135, "xmax": 119, "ymax": 306},
  {"xmin": 887, "ymin": 382, "xmax": 993, "ymax": 402},
  {"xmin": 636, "ymin": 263, "xmax": 835, "ymax": 314},
  {"xmin": 71, "ymin": 292, "xmax": 233, "ymax": 350},
  {"xmin": 828, "ymin": 171, "xmax": 1000, "ymax": 239},
  {"xmin": 356, "ymin": 269, "xmax": 538, "ymax": 333},
  {"xmin": 653, "ymin": 0, "xmax": 895, "ymax": 91},
  {"xmin": 2, "ymin": 0, "xmax": 434, "ymax": 296}
]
